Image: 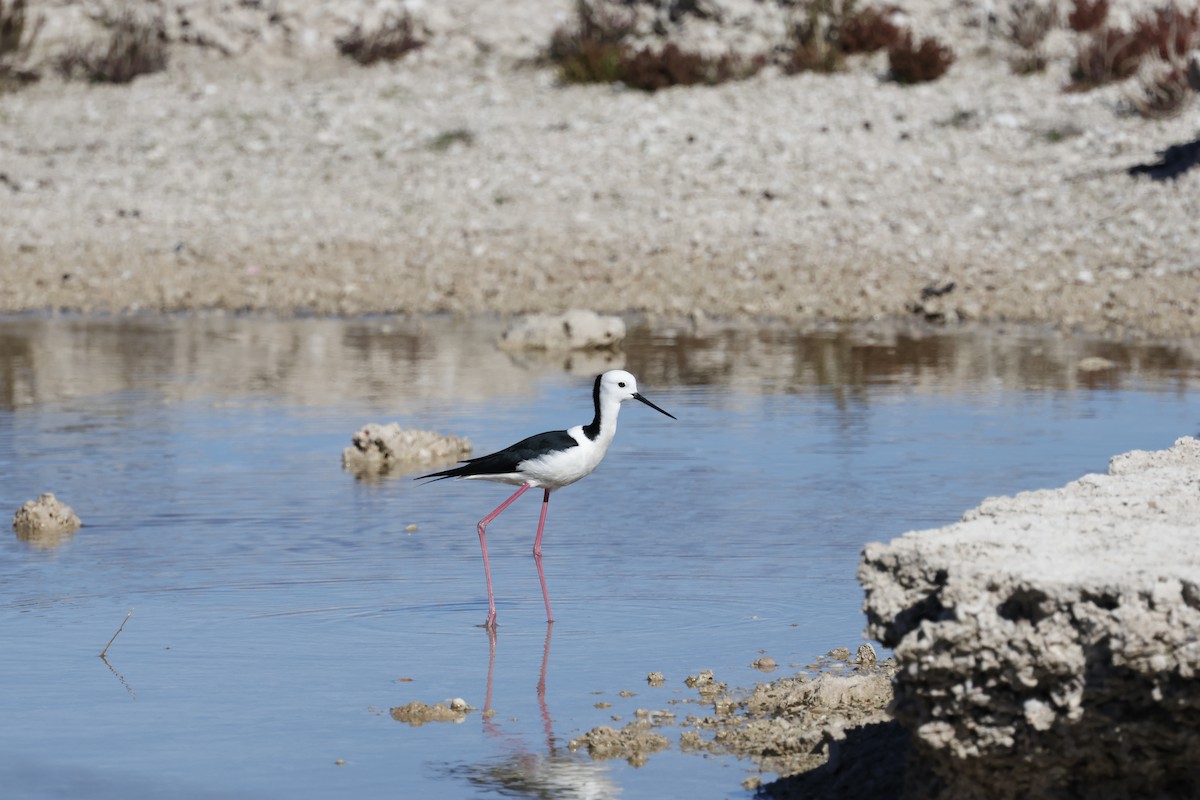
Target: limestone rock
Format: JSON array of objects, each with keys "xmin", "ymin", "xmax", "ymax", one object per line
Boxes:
[
  {"xmin": 12, "ymin": 493, "xmax": 82, "ymax": 548},
  {"xmin": 342, "ymin": 423, "xmax": 471, "ymax": 476}
]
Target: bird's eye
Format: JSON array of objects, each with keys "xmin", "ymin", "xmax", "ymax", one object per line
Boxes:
[{"xmin": 618, "ymin": 382, "xmax": 626, "ymax": 388}]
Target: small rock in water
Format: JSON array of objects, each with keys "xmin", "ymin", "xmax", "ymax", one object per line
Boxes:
[
  {"xmin": 390, "ymin": 700, "xmax": 474, "ymax": 726},
  {"xmin": 568, "ymin": 723, "xmax": 670, "ymax": 764},
  {"xmin": 12, "ymin": 493, "xmax": 82, "ymax": 548},
  {"xmin": 342, "ymin": 423, "xmax": 471, "ymax": 477},
  {"xmin": 1077, "ymin": 356, "xmax": 1118, "ymax": 372}
]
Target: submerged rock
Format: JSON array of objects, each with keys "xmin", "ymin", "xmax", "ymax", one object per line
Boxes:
[{"xmin": 859, "ymin": 436, "xmax": 1200, "ymax": 798}]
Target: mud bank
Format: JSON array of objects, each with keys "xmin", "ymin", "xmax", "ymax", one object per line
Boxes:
[
  {"xmin": 567, "ymin": 648, "xmax": 899, "ymax": 789},
  {"xmin": 859, "ymin": 436, "xmax": 1200, "ymax": 798}
]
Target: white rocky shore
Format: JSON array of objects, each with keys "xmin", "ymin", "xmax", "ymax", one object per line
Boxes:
[
  {"xmin": 858, "ymin": 436, "xmax": 1200, "ymax": 797},
  {"xmin": 1, "ymin": 0, "xmax": 1199, "ymax": 337}
]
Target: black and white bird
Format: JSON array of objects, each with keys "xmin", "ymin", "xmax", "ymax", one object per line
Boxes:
[{"xmin": 418, "ymin": 370, "xmax": 676, "ymax": 629}]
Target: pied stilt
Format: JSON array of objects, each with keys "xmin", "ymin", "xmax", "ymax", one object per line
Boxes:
[{"xmin": 418, "ymin": 369, "xmax": 676, "ymax": 629}]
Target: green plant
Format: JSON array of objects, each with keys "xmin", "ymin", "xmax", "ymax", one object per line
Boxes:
[
  {"xmin": 550, "ymin": 31, "xmax": 626, "ymax": 83},
  {"xmin": 888, "ymin": 32, "xmax": 955, "ymax": 83},
  {"xmin": 57, "ymin": 5, "xmax": 168, "ymax": 83},
  {"xmin": 547, "ymin": 0, "xmax": 632, "ymax": 83},
  {"xmin": 428, "ymin": 128, "xmax": 475, "ymax": 151},
  {"xmin": 336, "ymin": 12, "xmax": 424, "ymax": 65},
  {"xmin": 1039, "ymin": 123, "xmax": 1084, "ymax": 142}
]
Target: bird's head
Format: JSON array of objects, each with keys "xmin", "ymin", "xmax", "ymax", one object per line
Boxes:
[{"xmin": 598, "ymin": 370, "xmax": 676, "ymax": 419}]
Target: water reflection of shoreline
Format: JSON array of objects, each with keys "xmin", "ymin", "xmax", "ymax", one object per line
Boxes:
[
  {"xmin": 1, "ymin": 315, "xmax": 1197, "ymax": 412},
  {"xmin": 454, "ymin": 626, "xmax": 620, "ymax": 800}
]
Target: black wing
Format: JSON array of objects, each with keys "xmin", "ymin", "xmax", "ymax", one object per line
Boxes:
[{"xmin": 416, "ymin": 429, "xmax": 578, "ymax": 481}]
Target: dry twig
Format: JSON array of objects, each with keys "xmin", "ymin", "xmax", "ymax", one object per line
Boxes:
[{"xmin": 100, "ymin": 608, "xmax": 134, "ymax": 658}]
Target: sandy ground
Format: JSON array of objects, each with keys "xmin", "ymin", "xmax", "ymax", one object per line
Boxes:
[{"xmin": 1, "ymin": 0, "xmax": 1199, "ymax": 338}]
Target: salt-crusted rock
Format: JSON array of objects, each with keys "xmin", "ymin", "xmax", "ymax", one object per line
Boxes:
[
  {"xmin": 568, "ymin": 722, "xmax": 670, "ymax": 765},
  {"xmin": 389, "ymin": 698, "xmax": 474, "ymax": 726},
  {"xmin": 858, "ymin": 436, "xmax": 1200, "ymax": 798},
  {"xmin": 12, "ymin": 493, "xmax": 82, "ymax": 548},
  {"xmin": 342, "ymin": 423, "xmax": 471, "ymax": 476},
  {"xmin": 499, "ymin": 310, "xmax": 626, "ymax": 351}
]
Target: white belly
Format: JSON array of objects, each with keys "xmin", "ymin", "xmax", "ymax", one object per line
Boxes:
[{"xmin": 519, "ymin": 426, "xmax": 611, "ymax": 489}]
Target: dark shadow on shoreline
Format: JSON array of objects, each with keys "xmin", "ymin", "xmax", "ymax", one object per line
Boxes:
[{"xmin": 759, "ymin": 720, "xmax": 910, "ymax": 799}]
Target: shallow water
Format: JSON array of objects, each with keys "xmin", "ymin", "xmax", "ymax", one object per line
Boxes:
[{"xmin": 1, "ymin": 315, "xmax": 1197, "ymax": 799}]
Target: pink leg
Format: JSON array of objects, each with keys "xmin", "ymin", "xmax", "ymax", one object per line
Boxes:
[
  {"xmin": 482, "ymin": 626, "xmax": 499, "ymax": 736},
  {"xmin": 538, "ymin": 623, "xmax": 553, "ymax": 748},
  {"xmin": 478, "ymin": 484, "xmax": 531, "ymax": 629},
  {"xmin": 532, "ymin": 489, "xmax": 555, "ymax": 624}
]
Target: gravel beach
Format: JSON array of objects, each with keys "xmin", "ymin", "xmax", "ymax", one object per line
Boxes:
[{"xmin": 2, "ymin": 0, "xmax": 1198, "ymax": 338}]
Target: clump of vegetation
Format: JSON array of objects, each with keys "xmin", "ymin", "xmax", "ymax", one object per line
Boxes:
[
  {"xmin": 56, "ymin": 5, "xmax": 168, "ymax": 83},
  {"xmin": 781, "ymin": 0, "xmax": 956, "ymax": 85},
  {"xmin": 1003, "ymin": 0, "xmax": 1058, "ymax": 74},
  {"xmin": 547, "ymin": 1, "xmax": 632, "ymax": 84},
  {"xmin": 784, "ymin": 0, "xmax": 902, "ymax": 74},
  {"xmin": 888, "ymin": 31, "xmax": 955, "ymax": 83},
  {"xmin": 1068, "ymin": 3, "xmax": 1200, "ymax": 90},
  {"xmin": 548, "ymin": 0, "xmax": 953, "ymax": 90},
  {"xmin": 547, "ymin": 2, "xmax": 762, "ymax": 91},
  {"xmin": 0, "ymin": 0, "xmax": 43, "ymax": 88},
  {"xmin": 1069, "ymin": 24, "xmax": 1152, "ymax": 87},
  {"xmin": 1068, "ymin": 0, "xmax": 1109, "ymax": 32},
  {"xmin": 620, "ymin": 42, "xmax": 763, "ymax": 90},
  {"xmin": 336, "ymin": 11, "xmax": 424, "ymax": 65},
  {"xmin": 839, "ymin": 5, "xmax": 904, "ymax": 53},
  {"xmin": 1131, "ymin": 59, "xmax": 1196, "ymax": 118}
]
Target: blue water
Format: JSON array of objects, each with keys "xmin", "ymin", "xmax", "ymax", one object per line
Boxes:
[{"xmin": 0, "ymin": 315, "xmax": 1196, "ymax": 798}]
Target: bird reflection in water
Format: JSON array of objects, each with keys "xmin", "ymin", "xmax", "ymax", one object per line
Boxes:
[{"xmin": 453, "ymin": 625, "xmax": 619, "ymax": 799}]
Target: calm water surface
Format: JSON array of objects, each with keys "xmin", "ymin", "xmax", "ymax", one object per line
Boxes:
[{"xmin": 1, "ymin": 315, "xmax": 1197, "ymax": 799}]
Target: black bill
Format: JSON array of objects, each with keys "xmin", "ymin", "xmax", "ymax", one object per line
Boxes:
[{"xmin": 633, "ymin": 393, "xmax": 677, "ymax": 420}]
